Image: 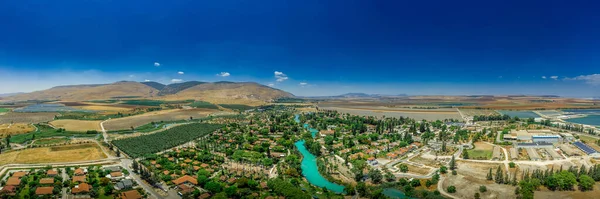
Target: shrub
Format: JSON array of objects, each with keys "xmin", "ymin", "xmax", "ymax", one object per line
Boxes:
[{"xmin": 447, "ymin": 186, "xmax": 456, "ymax": 193}]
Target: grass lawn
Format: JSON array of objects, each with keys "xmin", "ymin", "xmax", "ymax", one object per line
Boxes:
[
  {"xmin": 0, "ymin": 108, "xmax": 9, "ymax": 113},
  {"xmin": 466, "ymin": 149, "xmax": 493, "ymax": 160}
]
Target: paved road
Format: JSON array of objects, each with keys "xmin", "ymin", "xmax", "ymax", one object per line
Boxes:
[
  {"xmin": 61, "ymin": 168, "xmax": 68, "ymax": 199},
  {"xmin": 120, "ymin": 159, "xmax": 167, "ymax": 199}
]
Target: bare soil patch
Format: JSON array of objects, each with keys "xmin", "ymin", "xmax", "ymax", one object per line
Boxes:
[{"xmin": 50, "ymin": 119, "xmax": 102, "ymax": 132}]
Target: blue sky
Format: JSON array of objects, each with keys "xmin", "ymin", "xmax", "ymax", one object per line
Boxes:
[{"xmin": 0, "ymin": 0, "xmax": 599, "ymax": 97}]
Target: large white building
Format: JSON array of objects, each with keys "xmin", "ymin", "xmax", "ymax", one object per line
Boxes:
[{"xmin": 532, "ymin": 135, "xmax": 561, "ymax": 143}]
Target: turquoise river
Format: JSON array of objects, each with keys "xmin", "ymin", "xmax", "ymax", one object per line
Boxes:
[
  {"xmin": 294, "ymin": 114, "xmax": 408, "ymax": 197},
  {"xmin": 294, "ymin": 114, "xmax": 345, "ymax": 193}
]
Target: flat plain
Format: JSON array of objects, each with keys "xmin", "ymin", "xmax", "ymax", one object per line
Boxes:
[
  {"xmin": 0, "ymin": 123, "xmax": 35, "ymax": 137},
  {"xmin": 0, "ymin": 112, "xmax": 57, "ymax": 124},
  {"xmin": 49, "ymin": 119, "xmax": 102, "ymax": 132},
  {"xmin": 103, "ymin": 108, "xmax": 220, "ymax": 130},
  {"xmin": 0, "ymin": 143, "xmax": 107, "ymax": 165}
]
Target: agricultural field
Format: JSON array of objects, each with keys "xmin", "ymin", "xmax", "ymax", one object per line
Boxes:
[
  {"xmin": 72, "ymin": 104, "xmax": 133, "ymax": 112},
  {"xmin": 0, "ymin": 143, "xmax": 107, "ymax": 165},
  {"xmin": 320, "ymin": 106, "xmax": 462, "ymax": 121},
  {"xmin": 0, "ymin": 112, "xmax": 57, "ymax": 124},
  {"xmin": 120, "ymin": 99, "xmax": 194, "ymax": 106},
  {"xmin": 465, "ymin": 142, "xmax": 494, "ymax": 160},
  {"xmin": 496, "ymin": 110, "xmax": 540, "ymax": 118},
  {"xmin": 10, "ymin": 124, "xmax": 97, "ymax": 144},
  {"xmin": 0, "ymin": 123, "xmax": 35, "ymax": 137},
  {"xmin": 0, "ymin": 108, "xmax": 9, "ymax": 113},
  {"xmin": 112, "ymin": 123, "xmax": 223, "ymax": 158},
  {"xmin": 49, "ymin": 119, "xmax": 102, "ymax": 132},
  {"xmin": 219, "ymin": 104, "xmax": 254, "ymax": 111},
  {"xmin": 32, "ymin": 137, "xmax": 70, "ymax": 146},
  {"xmin": 103, "ymin": 108, "xmax": 220, "ymax": 131},
  {"xmin": 189, "ymin": 100, "xmax": 219, "ymax": 109},
  {"xmin": 459, "ymin": 109, "xmax": 499, "ymax": 117}
]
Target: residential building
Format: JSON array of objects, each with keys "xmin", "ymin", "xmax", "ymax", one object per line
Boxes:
[
  {"xmin": 6, "ymin": 177, "xmax": 20, "ymax": 186},
  {"xmin": 39, "ymin": 178, "xmax": 54, "ymax": 185},
  {"xmin": 115, "ymin": 179, "xmax": 134, "ymax": 190},
  {"xmin": 118, "ymin": 190, "xmax": 142, "ymax": 199},
  {"xmin": 171, "ymin": 175, "xmax": 198, "ymax": 186},
  {"xmin": 72, "ymin": 183, "xmax": 91, "ymax": 194},
  {"xmin": 35, "ymin": 187, "xmax": 54, "ymax": 195},
  {"xmin": 46, "ymin": 170, "xmax": 58, "ymax": 177}
]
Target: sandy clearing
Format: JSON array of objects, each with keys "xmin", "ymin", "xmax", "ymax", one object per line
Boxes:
[
  {"xmin": 50, "ymin": 119, "xmax": 102, "ymax": 132},
  {"xmin": 0, "ymin": 143, "xmax": 107, "ymax": 165}
]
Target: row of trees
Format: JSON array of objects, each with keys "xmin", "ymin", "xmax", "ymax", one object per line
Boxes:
[
  {"xmin": 112, "ymin": 123, "xmax": 223, "ymax": 157},
  {"xmin": 514, "ymin": 165, "xmax": 600, "ymax": 199}
]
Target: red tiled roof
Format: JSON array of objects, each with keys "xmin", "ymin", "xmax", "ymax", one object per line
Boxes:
[
  {"xmin": 36, "ymin": 187, "xmax": 54, "ymax": 195},
  {"xmin": 72, "ymin": 175, "xmax": 86, "ymax": 183},
  {"xmin": 72, "ymin": 183, "xmax": 91, "ymax": 194},
  {"xmin": 177, "ymin": 184, "xmax": 195, "ymax": 194},
  {"xmin": 6, "ymin": 177, "xmax": 20, "ymax": 186},
  {"xmin": 12, "ymin": 172, "xmax": 27, "ymax": 178},
  {"xmin": 198, "ymin": 193, "xmax": 211, "ymax": 199},
  {"xmin": 47, "ymin": 170, "xmax": 58, "ymax": 176},
  {"xmin": 118, "ymin": 190, "xmax": 142, "ymax": 199},
  {"xmin": 172, "ymin": 175, "xmax": 198, "ymax": 185},
  {"xmin": 74, "ymin": 168, "xmax": 85, "ymax": 175},
  {"xmin": 110, "ymin": 172, "xmax": 123, "ymax": 177},
  {"xmin": 0, "ymin": 185, "xmax": 16, "ymax": 194},
  {"xmin": 40, "ymin": 178, "xmax": 54, "ymax": 184}
]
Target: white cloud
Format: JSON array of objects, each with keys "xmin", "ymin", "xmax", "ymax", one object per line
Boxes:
[
  {"xmin": 267, "ymin": 83, "xmax": 275, "ymax": 87},
  {"xmin": 154, "ymin": 62, "xmax": 161, "ymax": 67},
  {"xmin": 177, "ymin": 71, "xmax": 184, "ymax": 75},
  {"xmin": 565, "ymin": 74, "xmax": 600, "ymax": 85},
  {"xmin": 542, "ymin": 76, "xmax": 547, "ymax": 79},
  {"xmin": 128, "ymin": 74, "xmax": 135, "ymax": 78},
  {"xmin": 274, "ymin": 71, "xmax": 288, "ymax": 82},
  {"xmin": 217, "ymin": 72, "xmax": 230, "ymax": 77},
  {"xmin": 299, "ymin": 82, "xmax": 308, "ymax": 86},
  {"xmin": 144, "ymin": 79, "xmax": 151, "ymax": 82},
  {"xmin": 171, "ymin": 79, "xmax": 183, "ymax": 83},
  {"xmin": 550, "ymin": 76, "xmax": 558, "ymax": 80}
]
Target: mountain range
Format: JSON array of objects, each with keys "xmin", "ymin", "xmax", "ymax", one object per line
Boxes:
[{"xmin": 4, "ymin": 81, "xmax": 294, "ymax": 105}]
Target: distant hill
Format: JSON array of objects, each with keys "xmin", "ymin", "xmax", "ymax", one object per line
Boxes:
[
  {"xmin": 140, "ymin": 81, "xmax": 166, "ymax": 90},
  {"xmin": 5, "ymin": 81, "xmax": 159, "ymax": 101},
  {"xmin": 0, "ymin": 92, "xmax": 25, "ymax": 97},
  {"xmin": 162, "ymin": 82, "xmax": 294, "ymax": 105},
  {"xmin": 158, "ymin": 81, "xmax": 206, "ymax": 96},
  {"xmin": 6, "ymin": 81, "xmax": 294, "ymax": 105}
]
